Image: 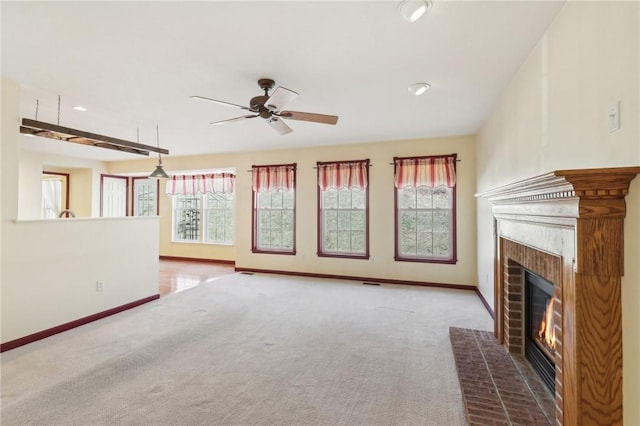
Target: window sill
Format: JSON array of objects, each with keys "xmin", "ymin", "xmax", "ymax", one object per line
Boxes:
[
  {"xmin": 394, "ymin": 256, "xmax": 457, "ymax": 265},
  {"xmin": 171, "ymin": 240, "xmax": 234, "ymax": 247},
  {"xmin": 317, "ymin": 252, "xmax": 370, "ymax": 260}
]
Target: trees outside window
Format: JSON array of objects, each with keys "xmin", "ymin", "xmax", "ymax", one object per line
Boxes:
[
  {"xmin": 394, "ymin": 155, "xmax": 457, "ymax": 264},
  {"xmin": 252, "ymin": 164, "xmax": 296, "ymax": 254},
  {"xmin": 317, "ymin": 160, "xmax": 369, "ymax": 258}
]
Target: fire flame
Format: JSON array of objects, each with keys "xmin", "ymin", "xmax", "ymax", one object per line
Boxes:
[{"xmin": 537, "ymin": 297, "xmax": 557, "ymax": 350}]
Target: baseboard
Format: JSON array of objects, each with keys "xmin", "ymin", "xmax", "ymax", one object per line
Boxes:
[
  {"xmin": 234, "ymin": 267, "xmax": 477, "ymax": 291},
  {"xmin": 159, "ymin": 255, "xmax": 235, "ymax": 266},
  {"xmin": 0, "ymin": 294, "xmax": 160, "ymax": 353},
  {"xmin": 475, "ymin": 288, "xmax": 495, "ymax": 319}
]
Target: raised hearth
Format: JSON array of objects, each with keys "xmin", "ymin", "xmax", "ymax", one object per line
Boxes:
[{"xmin": 481, "ymin": 167, "xmax": 640, "ymax": 426}]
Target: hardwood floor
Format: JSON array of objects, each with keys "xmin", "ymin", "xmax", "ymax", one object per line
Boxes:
[{"xmin": 159, "ymin": 259, "xmax": 235, "ymax": 297}]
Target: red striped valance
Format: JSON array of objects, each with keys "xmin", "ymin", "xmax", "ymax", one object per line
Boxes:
[
  {"xmin": 252, "ymin": 164, "xmax": 296, "ymax": 192},
  {"xmin": 165, "ymin": 173, "xmax": 235, "ymax": 195},
  {"xmin": 317, "ymin": 159, "xmax": 369, "ymax": 190},
  {"xmin": 394, "ymin": 155, "xmax": 456, "ymax": 188}
]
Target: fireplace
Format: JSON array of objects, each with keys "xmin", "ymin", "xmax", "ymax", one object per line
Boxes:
[
  {"xmin": 481, "ymin": 167, "xmax": 640, "ymax": 425},
  {"xmin": 524, "ymin": 270, "xmax": 555, "ymax": 394}
]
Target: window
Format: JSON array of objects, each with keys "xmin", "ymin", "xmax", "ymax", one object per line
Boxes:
[
  {"xmin": 42, "ymin": 172, "xmax": 69, "ymax": 218},
  {"xmin": 101, "ymin": 174, "xmax": 128, "ymax": 217},
  {"xmin": 317, "ymin": 160, "xmax": 369, "ymax": 258},
  {"xmin": 168, "ymin": 173, "xmax": 235, "ymax": 244},
  {"xmin": 252, "ymin": 164, "xmax": 296, "ymax": 254},
  {"xmin": 132, "ymin": 177, "xmax": 159, "ymax": 216},
  {"xmin": 394, "ymin": 155, "xmax": 457, "ymax": 263},
  {"xmin": 205, "ymin": 192, "xmax": 234, "ymax": 243}
]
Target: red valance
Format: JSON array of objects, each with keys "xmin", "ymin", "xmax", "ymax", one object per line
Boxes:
[
  {"xmin": 165, "ymin": 173, "xmax": 235, "ymax": 195},
  {"xmin": 252, "ymin": 164, "xmax": 296, "ymax": 192},
  {"xmin": 317, "ymin": 160, "xmax": 369, "ymax": 190},
  {"xmin": 394, "ymin": 155, "xmax": 456, "ymax": 188}
]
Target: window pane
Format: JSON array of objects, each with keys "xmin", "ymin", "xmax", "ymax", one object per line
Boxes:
[
  {"xmin": 351, "ymin": 189, "xmax": 366, "ymax": 209},
  {"xmin": 324, "ymin": 230, "xmax": 338, "ymax": 251},
  {"xmin": 174, "ymin": 195, "xmax": 201, "ymax": 241},
  {"xmin": 254, "ymin": 189, "xmax": 295, "ymax": 252},
  {"xmin": 319, "ymin": 186, "xmax": 367, "ymax": 256},
  {"xmin": 433, "ymin": 187, "xmax": 451, "ymax": 208},
  {"xmin": 323, "ymin": 189, "xmax": 338, "ymax": 209},
  {"xmin": 396, "ymin": 175, "xmax": 455, "ymax": 261},
  {"xmin": 416, "ymin": 187, "xmax": 433, "ymax": 209},
  {"xmin": 337, "ymin": 189, "xmax": 351, "ymax": 209},
  {"xmin": 42, "ymin": 178, "xmax": 63, "ymax": 219},
  {"xmin": 205, "ymin": 191, "xmax": 234, "ymax": 244},
  {"xmin": 324, "ymin": 210, "xmax": 338, "ymax": 231},
  {"xmin": 399, "ymin": 188, "xmax": 416, "ymax": 209},
  {"xmin": 133, "ymin": 178, "xmax": 157, "ymax": 216}
]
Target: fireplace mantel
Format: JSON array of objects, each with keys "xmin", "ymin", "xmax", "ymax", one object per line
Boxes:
[{"xmin": 480, "ymin": 166, "xmax": 640, "ymax": 426}]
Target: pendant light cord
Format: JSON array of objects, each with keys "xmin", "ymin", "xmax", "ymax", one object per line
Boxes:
[{"xmin": 156, "ymin": 125, "xmax": 163, "ymax": 165}]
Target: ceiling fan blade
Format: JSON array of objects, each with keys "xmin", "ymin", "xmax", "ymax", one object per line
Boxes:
[
  {"xmin": 279, "ymin": 110, "xmax": 339, "ymax": 125},
  {"xmin": 210, "ymin": 115, "xmax": 258, "ymax": 125},
  {"xmin": 265, "ymin": 87, "xmax": 298, "ymax": 111},
  {"xmin": 267, "ymin": 117, "xmax": 293, "ymax": 135},
  {"xmin": 190, "ymin": 95, "xmax": 252, "ymax": 112}
]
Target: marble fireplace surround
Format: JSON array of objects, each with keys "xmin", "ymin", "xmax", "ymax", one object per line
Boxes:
[{"xmin": 481, "ymin": 167, "xmax": 640, "ymax": 426}]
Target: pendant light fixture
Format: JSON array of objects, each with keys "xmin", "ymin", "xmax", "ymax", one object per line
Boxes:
[
  {"xmin": 149, "ymin": 125, "xmax": 170, "ymax": 179},
  {"xmin": 398, "ymin": 0, "xmax": 432, "ymax": 23}
]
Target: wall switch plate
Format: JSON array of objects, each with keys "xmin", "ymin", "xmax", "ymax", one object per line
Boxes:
[
  {"xmin": 96, "ymin": 281, "xmax": 104, "ymax": 292},
  {"xmin": 608, "ymin": 101, "xmax": 620, "ymax": 132}
]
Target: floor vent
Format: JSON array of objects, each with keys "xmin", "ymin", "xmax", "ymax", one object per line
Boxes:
[
  {"xmin": 362, "ymin": 282, "xmax": 381, "ymax": 286},
  {"xmin": 240, "ymin": 272, "xmax": 254, "ymax": 275}
]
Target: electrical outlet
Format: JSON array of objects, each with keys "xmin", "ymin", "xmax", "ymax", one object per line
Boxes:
[{"xmin": 96, "ymin": 281, "xmax": 104, "ymax": 292}]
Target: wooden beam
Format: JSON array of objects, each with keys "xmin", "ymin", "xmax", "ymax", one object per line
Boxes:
[{"xmin": 20, "ymin": 118, "xmax": 169, "ymax": 157}]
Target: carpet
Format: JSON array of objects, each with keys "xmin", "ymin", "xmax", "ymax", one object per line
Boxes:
[
  {"xmin": 2, "ymin": 273, "xmax": 493, "ymax": 425},
  {"xmin": 449, "ymin": 327, "xmax": 553, "ymax": 426}
]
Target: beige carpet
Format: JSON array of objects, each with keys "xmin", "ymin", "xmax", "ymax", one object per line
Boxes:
[{"xmin": 1, "ymin": 273, "xmax": 493, "ymax": 425}]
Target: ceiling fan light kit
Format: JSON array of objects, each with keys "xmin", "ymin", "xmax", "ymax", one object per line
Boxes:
[
  {"xmin": 399, "ymin": 0, "xmax": 432, "ymax": 23},
  {"xmin": 408, "ymin": 82, "xmax": 431, "ymax": 96},
  {"xmin": 191, "ymin": 78, "xmax": 338, "ymax": 135}
]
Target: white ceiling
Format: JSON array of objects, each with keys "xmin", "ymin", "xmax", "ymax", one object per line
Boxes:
[{"xmin": 2, "ymin": 1, "xmax": 565, "ymax": 162}]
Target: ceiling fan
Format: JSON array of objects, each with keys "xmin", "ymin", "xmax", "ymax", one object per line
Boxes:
[{"xmin": 191, "ymin": 78, "xmax": 339, "ymax": 135}]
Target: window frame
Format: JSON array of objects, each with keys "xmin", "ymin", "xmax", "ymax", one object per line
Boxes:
[
  {"xmin": 316, "ymin": 159, "xmax": 370, "ymax": 259},
  {"xmin": 203, "ymin": 191, "xmax": 235, "ymax": 244},
  {"xmin": 131, "ymin": 176, "xmax": 160, "ymax": 216},
  {"xmin": 393, "ymin": 155, "xmax": 458, "ymax": 264},
  {"xmin": 171, "ymin": 191, "xmax": 235, "ymax": 245},
  {"xmin": 42, "ymin": 171, "xmax": 70, "ymax": 218},
  {"xmin": 251, "ymin": 163, "xmax": 297, "ymax": 255}
]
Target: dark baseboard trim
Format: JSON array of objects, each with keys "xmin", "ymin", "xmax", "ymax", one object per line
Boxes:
[
  {"xmin": 475, "ymin": 288, "xmax": 495, "ymax": 319},
  {"xmin": 160, "ymin": 255, "xmax": 235, "ymax": 266},
  {"xmin": 234, "ymin": 267, "xmax": 476, "ymax": 291},
  {"xmin": 0, "ymin": 294, "xmax": 160, "ymax": 353}
]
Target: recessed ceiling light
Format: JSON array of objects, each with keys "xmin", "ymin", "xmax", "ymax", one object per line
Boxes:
[
  {"xmin": 408, "ymin": 83, "xmax": 431, "ymax": 96},
  {"xmin": 398, "ymin": 0, "xmax": 432, "ymax": 23},
  {"xmin": 72, "ymin": 105, "xmax": 87, "ymax": 111}
]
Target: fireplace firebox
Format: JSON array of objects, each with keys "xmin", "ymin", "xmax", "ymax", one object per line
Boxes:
[{"xmin": 525, "ymin": 270, "xmax": 556, "ymax": 393}]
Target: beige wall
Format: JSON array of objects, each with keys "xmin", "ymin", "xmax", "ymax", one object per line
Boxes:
[
  {"xmin": 109, "ymin": 134, "xmax": 478, "ymax": 286},
  {"xmin": 475, "ymin": 2, "xmax": 640, "ymax": 424},
  {"xmin": 1, "ymin": 77, "xmax": 160, "ymax": 344}
]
